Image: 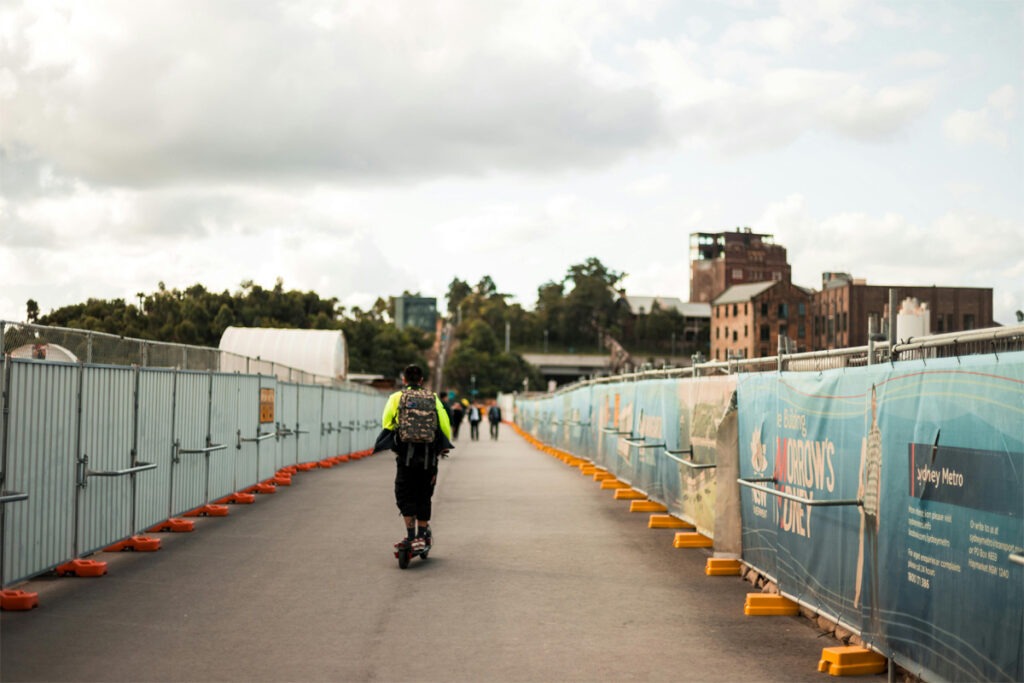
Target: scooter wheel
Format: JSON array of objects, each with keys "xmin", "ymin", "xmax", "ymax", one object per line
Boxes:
[{"xmin": 397, "ymin": 547, "xmax": 411, "ymax": 569}]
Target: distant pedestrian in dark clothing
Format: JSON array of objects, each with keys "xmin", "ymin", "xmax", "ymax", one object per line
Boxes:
[
  {"xmin": 451, "ymin": 401, "xmax": 464, "ymax": 440},
  {"xmin": 488, "ymin": 404, "xmax": 502, "ymax": 440},
  {"xmin": 467, "ymin": 403, "xmax": 482, "ymax": 441}
]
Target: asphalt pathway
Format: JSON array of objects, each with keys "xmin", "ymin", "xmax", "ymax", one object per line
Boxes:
[{"xmin": 1, "ymin": 425, "xmax": 866, "ymax": 682}]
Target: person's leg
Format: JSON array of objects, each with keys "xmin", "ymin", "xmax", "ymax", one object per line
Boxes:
[
  {"xmin": 415, "ymin": 468, "xmax": 437, "ymax": 540},
  {"xmin": 394, "ymin": 465, "xmax": 417, "ymax": 543}
]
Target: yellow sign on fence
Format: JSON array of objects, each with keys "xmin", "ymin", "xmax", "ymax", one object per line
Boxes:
[{"xmin": 259, "ymin": 388, "xmax": 275, "ymax": 423}]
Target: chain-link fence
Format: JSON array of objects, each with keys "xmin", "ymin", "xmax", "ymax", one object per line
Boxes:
[{"xmin": 0, "ymin": 320, "xmax": 378, "ymax": 392}]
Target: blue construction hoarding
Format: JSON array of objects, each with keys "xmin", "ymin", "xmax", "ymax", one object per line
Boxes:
[{"xmin": 737, "ymin": 352, "xmax": 1023, "ymax": 682}]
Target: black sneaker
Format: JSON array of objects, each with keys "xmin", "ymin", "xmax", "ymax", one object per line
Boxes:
[{"xmin": 417, "ymin": 528, "xmax": 432, "ymax": 548}]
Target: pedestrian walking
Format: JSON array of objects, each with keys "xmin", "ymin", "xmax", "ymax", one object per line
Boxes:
[
  {"xmin": 487, "ymin": 403, "xmax": 502, "ymax": 440},
  {"xmin": 467, "ymin": 402, "xmax": 482, "ymax": 441},
  {"xmin": 451, "ymin": 399, "xmax": 464, "ymax": 440}
]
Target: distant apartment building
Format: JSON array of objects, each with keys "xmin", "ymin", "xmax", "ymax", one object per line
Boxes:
[
  {"xmin": 710, "ymin": 281, "xmax": 813, "ymax": 361},
  {"xmin": 689, "ymin": 228, "xmax": 791, "ymax": 303},
  {"xmin": 394, "ymin": 296, "xmax": 437, "ymax": 332},
  {"xmin": 811, "ymin": 273, "xmax": 994, "ymax": 349}
]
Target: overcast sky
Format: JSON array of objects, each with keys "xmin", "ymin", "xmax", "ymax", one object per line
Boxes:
[{"xmin": 2, "ymin": 0, "xmax": 1022, "ymax": 327}]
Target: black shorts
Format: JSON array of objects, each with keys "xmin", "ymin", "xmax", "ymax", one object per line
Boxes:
[{"xmin": 394, "ymin": 461, "xmax": 437, "ymax": 521}]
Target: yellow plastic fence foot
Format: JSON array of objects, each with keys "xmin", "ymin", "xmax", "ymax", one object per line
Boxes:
[
  {"xmin": 673, "ymin": 532, "xmax": 712, "ymax": 548},
  {"xmin": 581, "ymin": 466, "xmax": 597, "ymax": 475},
  {"xmin": 629, "ymin": 500, "xmax": 668, "ymax": 513},
  {"xmin": 648, "ymin": 514, "xmax": 694, "ymax": 529},
  {"xmin": 593, "ymin": 471, "xmax": 616, "ymax": 482},
  {"xmin": 613, "ymin": 488, "xmax": 646, "ymax": 500},
  {"xmin": 705, "ymin": 558, "xmax": 742, "ymax": 576},
  {"xmin": 743, "ymin": 594, "xmax": 799, "ymax": 616},
  {"xmin": 600, "ymin": 479, "xmax": 629, "ymax": 490},
  {"xmin": 817, "ymin": 646, "xmax": 887, "ymax": 677}
]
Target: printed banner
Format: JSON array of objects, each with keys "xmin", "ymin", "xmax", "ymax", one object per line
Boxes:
[{"xmin": 737, "ymin": 352, "xmax": 1024, "ymax": 683}]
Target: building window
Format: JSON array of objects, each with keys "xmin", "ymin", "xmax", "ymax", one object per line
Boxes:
[
  {"xmin": 744, "ymin": 303, "xmax": 749, "ymax": 315},
  {"xmin": 733, "ymin": 330, "xmax": 738, "ymax": 342},
  {"xmin": 798, "ymin": 323, "xmax": 805, "ymax": 339},
  {"xmin": 772, "ymin": 271, "xmax": 782, "ymax": 281},
  {"xmin": 964, "ymin": 314, "xmax": 976, "ymax": 330},
  {"xmin": 760, "ymin": 325, "xmax": 769, "ymax": 341},
  {"xmin": 778, "ymin": 303, "xmax": 789, "ymax": 319},
  {"xmin": 761, "ymin": 302, "xmax": 768, "ymax": 316},
  {"xmin": 779, "ymin": 324, "xmax": 788, "ymax": 338},
  {"xmin": 733, "ymin": 268, "xmax": 743, "ymax": 280},
  {"xmin": 760, "ymin": 346, "xmax": 769, "ymax": 357},
  {"xmin": 744, "ymin": 324, "xmax": 749, "ymax": 337},
  {"xmin": 732, "ymin": 304, "xmax": 738, "ymax": 317},
  {"xmin": 716, "ymin": 327, "xmax": 720, "ymax": 339},
  {"xmin": 798, "ymin": 302, "xmax": 806, "ymax": 316}
]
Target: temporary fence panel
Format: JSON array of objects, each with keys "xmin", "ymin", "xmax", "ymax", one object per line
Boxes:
[
  {"xmin": 255, "ymin": 376, "xmax": 279, "ymax": 482},
  {"xmin": 171, "ymin": 371, "xmax": 212, "ymax": 515},
  {"xmin": 76, "ymin": 365, "xmax": 136, "ymax": 555},
  {"xmin": 277, "ymin": 383, "xmax": 299, "ymax": 468},
  {"xmin": 298, "ymin": 384, "xmax": 323, "ymax": 463},
  {"xmin": 230, "ymin": 374, "xmax": 262, "ymax": 490},
  {"xmin": 737, "ymin": 351, "xmax": 1024, "ymax": 683},
  {"xmin": 2, "ymin": 360, "xmax": 79, "ymax": 586},
  {"xmin": 209, "ymin": 374, "xmax": 242, "ymax": 500},
  {"xmin": 322, "ymin": 388, "xmax": 340, "ymax": 459},
  {"xmin": 136, "ymin": 369, "xmax": 176, "ymax": 527},
  {"xmin": 568, "ymin": 385, "xmax": 595, "ymax": 458},
  {"xmin": 674, "ymin": 376, "xmax": 736, "ymax": 537}
]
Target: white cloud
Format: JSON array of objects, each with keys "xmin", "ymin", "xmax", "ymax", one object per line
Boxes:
[
  {"xmin": 891, "ymin": 50, "xmax": 948, "ymax": 70},
  {"xmin": 1, "ymin": 1, "xmax": 668, "ymax": 187},
  {"xmin": 757, "ymin": 195, "xmax": 1024, "ymax": 323},
  {"xmin": 943, "ymin": 84, "xmax": 1016, "ymax": 149},
  {"xmin": 626, "ymin": 173, "xmax": 670, "ymax": 196}
]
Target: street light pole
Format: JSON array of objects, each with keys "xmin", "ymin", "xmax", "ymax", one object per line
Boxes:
[{"xmin": 543, "ymin": 329, "xmax": 548, "ymax": 354}]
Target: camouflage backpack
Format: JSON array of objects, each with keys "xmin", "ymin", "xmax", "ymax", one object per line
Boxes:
[{"xmin": 398, "ymin": 387, "xmax": 438, "ymax": 443}]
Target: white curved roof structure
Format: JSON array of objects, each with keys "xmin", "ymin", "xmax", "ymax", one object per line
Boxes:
[{"xmin": 218, "ymin": 327, "xmax": 347, "ymax": 380}]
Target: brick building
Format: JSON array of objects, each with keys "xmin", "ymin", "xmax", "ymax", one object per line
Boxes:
[
  {"xmin": 710, "ymin": 281, "xmax": 813, "ymax": 361},
  {"xmin": 690, "ymin": 228, "xmax": 791, "ymax": 303},
  {"xmin": 811, "ymin": 274, "xmax": 994, "ymax": 349}
]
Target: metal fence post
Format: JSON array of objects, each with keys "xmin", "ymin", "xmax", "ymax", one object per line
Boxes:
[{"xmin": 86, "ymin": 332, "xmax": 93, "ymax": 363}]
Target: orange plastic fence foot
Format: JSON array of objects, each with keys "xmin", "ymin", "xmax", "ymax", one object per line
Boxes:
[
  {"xmin": 280, "ymin": 466, "xmax": 298, "ymax": 474},
  {"xmin": 148, "ymin": 518, "xmax": 195, "ymax": 533},
  {"xmin": 0, "ymin": 589, "xmax": 39, "ymax": 611},
  {"xmin": 593, "ymin": 471, "xmax": 615, "ymax": 481},
  {"xmin": 648, "ymin": 514, "xmax": 694, "ymax": 529},
  {"xmin": 318, "ymin": 459, "xmax": 336, "ymax": 468},
  {"xmin": 673, "ymin": 532, "xmax": 712, "ymax": 548},
  {"xmin": 335, "ymin": 455, "xmax": 350, "ymax": 463},
  {"xmin": 613, "ymin": 488, "xmax": 646, "ymax": 500},
  {"xmin": 744, "ymin": 593, "xmax": 799, "ymax": 616},
  {"xmin": 56, "ymin": 559, "xmax": 108, "ymax": 577},
  {"xmin": 296, "ymin": 462, "xmax": 318, "ymax": 471},
  {"xmin": 183, "ymin": 504, "xmax": 230, "ymax": 518},
  {"xmin": 215, "ymin": 492, "xmax": 256, "ymax": 505},
  {"xmin": 629, "ymin": 500, "xmax": 667, "ymax": 513},
  {"xmin": 104, "ymin": 535, "xmax": 161, "ymax": 552},
  {"xmin": 273, "ymin": 475, "xmax": 292, "ymax": 486},
  {"xmin": 705, "ymin": 558, "xmax": 742, "ymax": 576},
  {"xmin": 818, "ymin": 646, "xmax": 887, "ymax": 676}
]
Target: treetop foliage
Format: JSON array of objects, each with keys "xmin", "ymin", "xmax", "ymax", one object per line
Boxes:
[{"xmin": 27, "ymin": 257, "xmax": 707, "ymax": 395}]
